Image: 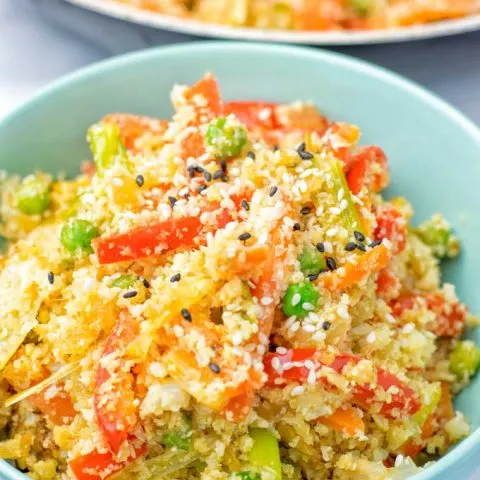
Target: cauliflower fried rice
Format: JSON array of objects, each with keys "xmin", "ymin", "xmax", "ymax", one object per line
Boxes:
[{"xmin": 0, "ymin": 74, "xmax": 478, "ymax": 480}]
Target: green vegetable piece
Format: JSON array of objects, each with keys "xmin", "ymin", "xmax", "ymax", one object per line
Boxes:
[
  {"xmin": 412, "ymin": 383, "xmax": 441, "ymax": 426},
  {"xmin": 205, "ymin": 117, "xmax": 247, "ymax": 159},
  {"xmin": 87, "ymin": 123, "xmax": 127, "ymax": 175},
  {"xmin": 449, "ymin": 340, "xmax": 480, "ymax": 380},
  {"xmin": 60, "ymin": 218, "xmax": 99, "ymax": 254},
  {"xmin": 110, "ymin": 274, "xmax": 137, "ymax": 289},
  {"xmin": 16, "ymin": 175, "xmax": 51, "ymax": 215},
  {"xmin": 233, "ymin": 472, "xmax": 262, "ymax": 480},
  {"xmin": 319, "ymin": 155, "xmax": 363, "ymax": 234},
  {"xmin": 351, "ymin": 0, "xmax": 373, "ymax": 17},
  {"xmin": 282, "ymin": 282, "xmax": 319, "ymax": 318},
  {"xmin": 162, "ymin": 412, "xmax": 192, "ymax": 451},
  {"xmin": 248, "ymin": 428, "xmax": 282, "ymax": 480},
  {"xmin": 415, "ymin": 213, "xmax": 459, "ymax": 258},
  {"xmin": 299, "ymin": 246, "xmax": 326, "ymax": 276}
]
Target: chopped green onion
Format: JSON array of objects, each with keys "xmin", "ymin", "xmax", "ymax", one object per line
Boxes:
[
  {"xmin": 299, "ymin": 246, "xmax": 326, "ymax": 276},
  {"xmin": 60, "ymin": 218, "xmax": 99, "ymax": 254},
  {"xmin": 282, "ymin": 282, "xmax": 319, "ymax": 318},
  {"xmin": 87, "ymin": 123, "xmax": 127, "ymax": 175},
  {"xmin": 248, "ymin": 428, "xmax": 282, "ymax": 480},
  {"xmin": 449, "ymin": 340, "xmax": 480, "ymax": 380},
  {"xmin": 110, "ymin": 275, "xmax": 137, "ymax": 289},
  {"xmin": 232, "ymin": 472, "xmax": 262, "ymax": 480},
  {"xmin": 16, "ymin": 175, "xmax": 51, "ymax": 215},
  {"xmin": 162, "ymin": 412, "xmax": 192, "ymax": 451},
  {"xmin": 205, "ymin": 117, "xmax": 247, "ymax": 159},
  {"xmin": 412, "ymin": 383, "xmax": 441, "ymax": 426}
]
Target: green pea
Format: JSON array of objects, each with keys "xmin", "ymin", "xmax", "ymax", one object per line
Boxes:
[
  {"xmin": 299, "ymin": 246, "xmax": 326, "ymax": 276},
  {"xmin": 87, "ymin": 123, "xmax": 127, "ymax": 175},
  {"xmin": 60, "ymin": 218, "xmax": 99, "ymax": 254},
  {"xmin": 110, "ymin": 274, "xmax": 137, "ymax": 289},
  {"xmin": 205, "ymin": 117, "xmax": 247, "ymax": 159},
  {"xmin": 450, "ymin": 341, "xmax": 480, "ymax": 380},
  {"xmin": 16, "ymin": 175, "xmax": 51, "ymax": 215},
  {"xmin": 282, "ymin": 282, "xmax": 319, "ymax": 318}
]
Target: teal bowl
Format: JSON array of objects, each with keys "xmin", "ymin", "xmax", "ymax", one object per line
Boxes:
[{"xmin": 0, "ymin": 42, "xmax": 479, "ymax": 479}]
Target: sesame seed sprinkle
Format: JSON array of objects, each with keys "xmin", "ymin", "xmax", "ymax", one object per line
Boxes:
[
  {"xmin": 241, "ymin": 199, "xmax": 250, "ymax": 211},
  {"xmin": 47, "ymin": 271, "xmax": 54, "ymax": 285},
  {"xmin": 326, "ymin": 257, "xmax": 337, "ymax": 271},
  {"xmin": 345, "ymin": 242, "xmax": 357, "ymax": 251},
  {"xmin": 181, "ymin": 308, "xmax": 192, "ymax": 322},
  {"xmin": 238, "ymin": 232, "xmax": 251, "ymax": 241},
  {"xmin": 247, "ymin": 151, "xmax": 256, "ymax": 160},
  {"xmin": 269, "ymin": 185, "xmax": 278, "ymax": 197},
  {"xmin": 356, "ymin": 243, "xmax": 367, "ymax": 252},
  {"xmin": 301, "ymin": 206, "xmax": 311, "ymax": 215},
  {"xmin": 170, "ymin": 273, "xmax": 181, "ymax": 283},
  {"xmin": 322, "ymin": 321, "xmax": 331, "ymax": 331},
  {"xmin": 354, "ymin": 230, "xmax": 365, "ymax": 242},
  {"xmin": 198, "ymin": 184, "xmax": 207, "ymax": 193},
  {"xmin": 307, "ymin": 273, "xmax": 319, "ymax": 282},
  {"xmin": 142, "ymin": 278, "xmax": 150, "ymax": 288},
  {"xmin": 213, "ymin": 169, "xmax": 224, "ymax": 180},
  {"xmin": 291, "ymin": 293, "xmax": 301, "ymax": 306},
  {"xmin": 135, "ymin": 174, "xmax": 144, "ymax": 187},
  {"xmin": 168, "ymin": 196, "xmax": 177, "ymax": 207},
  {"xmin": 203, "ymin": 171, "xmax": 212, "ymax": 182},
  {"xmin": 209, "ymin": 362, "xmax": 221, "ymax": 374},
  {"xmin": 369, "ymin": 239, "xmax": 382, "ymax": 248},
  {"xmin": 123, "ymin": 290, "xmax": 137, "ymax": 299},
  {"xmin": 316, "ymin": 242, "xmax": 325, "ymax": 253},
  {"xmin": 293, "ymin": 222, "xmax": 301, "ymax": 231},
  {"xmin": 220, "ymin": 159, "xmax": 227, "ymax": 172}
]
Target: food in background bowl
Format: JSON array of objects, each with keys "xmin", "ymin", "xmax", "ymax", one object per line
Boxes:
[
  {"xmin": 0, "ymin": 73, "xmax": 478, "ymax": 480},
  {"xmin": 110, "ymin": 0, "xmax": 479, "ymax": 30}
]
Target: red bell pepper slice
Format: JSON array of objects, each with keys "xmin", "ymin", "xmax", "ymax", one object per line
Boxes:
[
  {"xmin": 94, "ymin": 312, "xmax": 140, "ymax": 453},
  {"xmin": 263, "ymin": 349, "xmax": 420, "ymax": 417},
  {"xmin": 374, "ymin": 204, "xmax": 407, "ymax": 254},
  {"xmin": 346, "ymin": 146, "xmax": 389, "ymax": 195},
  {"xmin": 224, "ymin": 101, "xmax": 279, "ymax": 130},
  {"xmin": 69, "ymin": 445, "xmax": 145, "ymax": 480}
]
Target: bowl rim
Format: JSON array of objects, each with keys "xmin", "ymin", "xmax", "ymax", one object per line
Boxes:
[{"xmin": 0, "ymin": 41, "xmax": 479, "ymax": 480}]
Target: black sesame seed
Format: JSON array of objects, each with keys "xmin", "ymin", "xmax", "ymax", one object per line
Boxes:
[
  {"xmin": 301, "ymin": 206, "xmax": 311, "ymax": 215},
  {"xmin": 187, "ymin": 166, "xmax": 196, "ymax": 179},
  {"xmin": 269, "ymin": 186, "xmax": 278, "ymax": 197},
  {"xmin": 345, "ymin": 242, "xmax": 357, "ymax": 252},
  {"xmin": 194, "ymin": 166, "xmax": 204, "ymax": 173},
  {"xmin": 220, "ymin": 159, "xmax": 227, "ymax": 172},
  {"xmin": 241, "ymin": 199, "xmax": 250, "ymax": 211},
  {"xmin": 142, "ymin": 278, "xmax": 150, "ymax": 288},
  {"xmin": 296, "ymin": 142, "xmax": 313, "ymax": 160},
  {"xmin": 322, "ymin": 321, "xmax": 331, "ymax": 331},
  {"xmin": 213, "ymin": 169, "xmax": 224, "ymax": 180},
  {"xmin": 198, "ymin": 184, "xmax": 207, "ymax": 193},
  {"xmin": 307, "ymin": 273, "xmax": 319, "ymax": 282},
  {"xmin": 297, "ymin": 142, "xmax": 306, "ymax": 152},
  {"xmin": 354, "ymin": 230, "xmax": 365, "ymax": 242},
  {"xmin": 135, "ymin": 174, "xmax": 145, "ymax": 187},
  {"xmin": 209, "ymin": 362, "xmax": 221, "ymax": 374},
  {"xmin": 316, "ymin": 242, "xmax": 325, "ymax": 253},
  {"xmin": 203, "ymin": 171, "xmax": 212, "ymax": 182},
  {"xmin": 247, "ymin": 151, "xmax": 256, "ymax": 160},
  {"xmin": 47, "ymin": 271, "xmax": 54, "ymax": 285},
  {"xmin": 273, "ymin": 144, "xmax": 279, "ymax": 152},
  {"xmin": 181, "ymin": 308, "xmax": 192, "ymax": 322},
  {"xmin": 184, "ymin": 192, "xmax": 191, "ymax": 201},
  {"xmin": 168, "ymin": 196, "xmax": 177, "ymax": 207},
  {"xmin": 238, "ymin": 232, "xmax": 252, "ymax": 241},
  {"xmin": 123, "ymin": 290, "xmax": 138, "ymax": 299},
  {"xmin": 170, "ymin": 273, "xmax": 181, "ymax": 283},
  {"xmin": 326, "ymin": 257, "xmax": 337, "ymax": 271},
  {"xmin": 356, "ymin": 243, "xmax": 367, "ymax": 252},
  {"xmin": 293, "ymin": 222, "xmax": 301, "ymax": 231},
  {"xmin": 369, "ymin": 239, "xmax": 382, "ymax": 248}
]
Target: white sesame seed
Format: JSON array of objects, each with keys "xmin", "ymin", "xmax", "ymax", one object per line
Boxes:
[
  {"xmin": 307, "ymin": 369, "xmax": 317, "ymax": 385},
  {"xmin": 257, "ymin": 345, "xmax": 266, "ymax": 355},
  {"xmin": 289, "ymin": 322, "xmax": 300, "ymax": 333},
  {"xmin": 303, "ymin": 302, "xmax": 314, "ymax": 311},
  {"xmin": 112, "ymin": 177, "xmax": 124, "ymax": 186},
  {"xmin": 326, "ymin": 227, "xmax": 338, "ymax": 237},
  {"xmin": 366, "ymin": 332, "xmax": 377, "ymax": 344},
  {"xmin": 271, "ymin": 357, "xmax": 281, "ymax": 372},
  {"xmin": 337, "ymin": 305, "xmax": 349, "ymax": 320},
  {"xmin": 232, "ymin": 332, "xmax": 243, "ymax": 346},
  {"xmin": 291, "ymin": 293, "xmax": 301, "ymax": 306},
  {"xmin": 329, "ymin": 207, "xmax": 341, "ymax": 215},
  {"xmin": 261, "ymin": 296, "xmax": 274, "ymax": 306},
  {"xmin": 395, "ymin": 455, "xmax": 404, "ymax": 467},
  {"xmin": 173, "ymin": 325, "xmax": 184, "ymax": 337},
  {"xmin": 340, "ymin": 199, "xmax": 348, "ymax": 210},
  {"xmin": 282, "ymin": 362, "xmax": 293, "ymax": 371},
  {"xmin": 291, "ymin": 385, "xmax": 305, "ymax": 396},
  {"xmin": 303, "ymin": 323, "xmax": 316, "ymax": 333},
  {"xmin": 337, "ymin": 188, "xmax": 344, "ymax": 201},
  {"xmin": 276, "ymin": 347, "xmax": 287, "ymax": 355},
  {"xmin": 304, "ymin": 360, "xmax": 315, "ymax": 370},
  {"xmin": 323, "ymin": 242, "xmax": 333, "ymax": 253},
  {"xmin": 402, "ymin": 323, "xmax": 415, "ymax": 334},
  {"xmin": 385, "ymin": 313, "xmax": 396, "ymax": 324},
  {"xmin": 259, "ymin": 333, "xmax": 268, "ymax": 344},
  {"xmin": 312, "ymin": 330, "xmax": 326, "ymax": 341}
]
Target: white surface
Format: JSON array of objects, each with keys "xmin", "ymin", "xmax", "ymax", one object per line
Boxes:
[
  {"xmin": 66, "ymin": 0, "xmax": 480, "ymax": 45},
  {"xmin": 0, "ymin": 0, "xmax": 479, "ymax": 478}
]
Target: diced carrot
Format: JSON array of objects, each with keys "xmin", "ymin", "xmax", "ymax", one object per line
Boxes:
[
  {"xmin": 222, "ymin": 389, "xmax": 255, "ymax": 423},
  {"xmin": 347, "ymin": 146, "xmax": 389, "ymax": 195},
  {"xmin": 94, "ymin": 312, "xmax": 140, "ymax": 453},
  {"xmin": 102, "ymin": 114, "xmax": 168, "ymax": 150},
  {"xmin": 183, "ymin": 73, "xmax": 223, "ymax": 123},
  {"xmin": 224, "ymin": 102, "xmax": 279, "ymax": 130},
  {"xmin": 232, "ymin": 244, "xmax": 270, "ymax": 275},
  {"xmin": 317, "ymin": 406, "xmax": 365, "ymax": 436},
  {"xmin": 30, "ymin": 388, "xmax": 76, "ymax": 426},
  {"xmin": 321, "ymin": 243, "xmax": 392, "ymax": 291}
]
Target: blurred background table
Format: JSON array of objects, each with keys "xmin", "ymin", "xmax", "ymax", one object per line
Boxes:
[
  {"xmin": 0, "ymin": 0, "xmax": 479, "ymax": 478},
  {"xmin": 1, "ymin": 0, "xmax": 479, "ymax": 123}
]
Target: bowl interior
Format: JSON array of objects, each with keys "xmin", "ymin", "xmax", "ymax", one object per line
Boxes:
[{"xmin": 0, "ymin": 42, "xmax": 479, "ymax": 480}]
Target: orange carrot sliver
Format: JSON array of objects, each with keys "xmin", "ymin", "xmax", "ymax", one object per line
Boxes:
[
  {"xmin": 321, "ymin": 243, "xmax": 392, "ymax": 291},
  {"xmin": 318, "ymin": 407, "xmax": 365, "ymax": 436}
]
